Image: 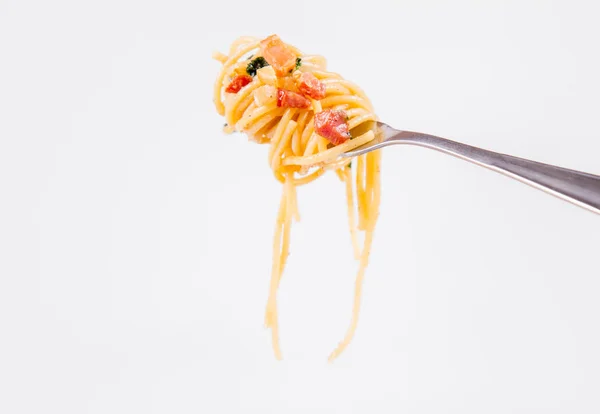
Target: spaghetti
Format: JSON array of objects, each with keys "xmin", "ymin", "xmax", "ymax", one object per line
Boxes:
[{"xmin": 213, "ymin": 35, "xmax": 381, "ymax": 361}]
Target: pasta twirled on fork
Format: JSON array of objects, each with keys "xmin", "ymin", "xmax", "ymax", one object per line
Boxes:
[{"xmin": 213, "ymin": 35, "xmax": 382, "ymax": 361}]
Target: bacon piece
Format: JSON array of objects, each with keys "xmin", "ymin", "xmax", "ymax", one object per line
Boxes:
[
  {"xmin": 278, "ymin": 75, "xmax": 298, "ymax": 93},
  {"xmin": 297, "ymin": 72, "xmax": 325, "ymax": 100},
  {"xmin": 225, "ymin": 75, "xmax": 253, "ymax": 93},
  {"xmin": 314, "ymin": 110, "xmax": 351, "ymax": 145},
  {"xmin": 277, "ymin": 89, "xmax": 311, "ymax": 108},
  {"xmin": 260, "ymin": 35, "xmax": 297, "ymax": 76}
]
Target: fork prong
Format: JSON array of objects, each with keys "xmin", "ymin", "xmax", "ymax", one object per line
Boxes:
[
  {"xmin": 341, "ymin": 122, "xmax": 600, "ymax": 215},
  {"xmin": 341, "ymin": 122, "xmax": 394, "ymax": 157}
]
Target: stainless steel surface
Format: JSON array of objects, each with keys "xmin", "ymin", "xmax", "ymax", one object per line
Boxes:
[{"xmin": 343, "ymin": 122, "xmax": 600, "ymax": 215}]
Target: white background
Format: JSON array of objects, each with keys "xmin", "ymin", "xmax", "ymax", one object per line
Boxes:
[{"xmin": 1, "ymin": 0, "xmax": 600, "ymax": 412}]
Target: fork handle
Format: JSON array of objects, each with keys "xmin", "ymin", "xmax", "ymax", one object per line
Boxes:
[{"xmin": 393, "ymin": 131, "xmax": 600, "ymax": 215}]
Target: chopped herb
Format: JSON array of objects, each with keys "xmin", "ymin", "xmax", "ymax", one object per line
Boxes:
[
  {"xmin": 348, "ymin": 161, "xmax": 353, "ymax": 168},
  {"xmin": 289, "ymin": 57, "xmax": 302, "ymax": 73},
  {"xmin": 223, "ymin": 123, "xmax": 228, "ymax": 127},
  {"xmin": 246, "ymin": 56, "xmax": 269, "ymax": 76}
]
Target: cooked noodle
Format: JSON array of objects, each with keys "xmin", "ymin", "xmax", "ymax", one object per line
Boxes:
[{"xmin": 213, "ymin": 35, "xmax": 381, "ymax": 361}]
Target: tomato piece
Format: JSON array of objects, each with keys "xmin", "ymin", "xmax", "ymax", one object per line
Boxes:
[
  {"xmin": 260, "ymin": 35, "xmax": 297, "ymax": 76},
  {"xmin": 277, "ymin": 89, "xmax": 311, "ymax": 109},
  {"xmin": 314, "ymin": 110, "xmax": 351, "ymax": 145},
  {"xmin": 225, "ymin": 75, "xmax": 253, "ymax": 93},
  {"xmin": 297, "ymin": 72, "xmax": 325, "ymax": 100}
]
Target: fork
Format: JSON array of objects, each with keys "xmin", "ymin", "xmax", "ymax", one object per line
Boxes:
[{"xmin": 342, "ymin": 122, "xmax": 600, "ymax": 215}]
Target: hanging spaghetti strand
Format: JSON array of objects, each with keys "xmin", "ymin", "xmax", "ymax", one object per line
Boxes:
[{"xmin": 213, "ymin": 35, "xmax": 382, "ymax": 361}]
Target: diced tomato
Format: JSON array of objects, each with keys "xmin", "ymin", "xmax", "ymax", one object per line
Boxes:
[
  {"xmin": 277, "ymin": 89, "xmax": 311, "ymax": 108},
  {"xmin": 260, "ymin": 35, "xmax": 297, "ymax": 76},
  {"xmin": 297, "ymin": 72, "xmax": 325, "ymax": 100},
  {"xmin": 225, "ymin": 75, "xmax": 253, "ymax": 93},
  {"xmin": 314, "ymin": 110, "xmax": 351, "ymax": 145}
]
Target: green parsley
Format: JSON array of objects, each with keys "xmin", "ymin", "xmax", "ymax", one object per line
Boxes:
[
  {"xmin": 289, "ymin": 58, "xmax": 302, "ymax": 73},
  {"xmin": 246, "ymin": 57, "xmax": 269, "ymax": 77}
]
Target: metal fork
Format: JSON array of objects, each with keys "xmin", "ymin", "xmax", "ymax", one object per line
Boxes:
[{"xmin": 342, "ymin": 122, "xmax": 600, "ymax": 215}]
